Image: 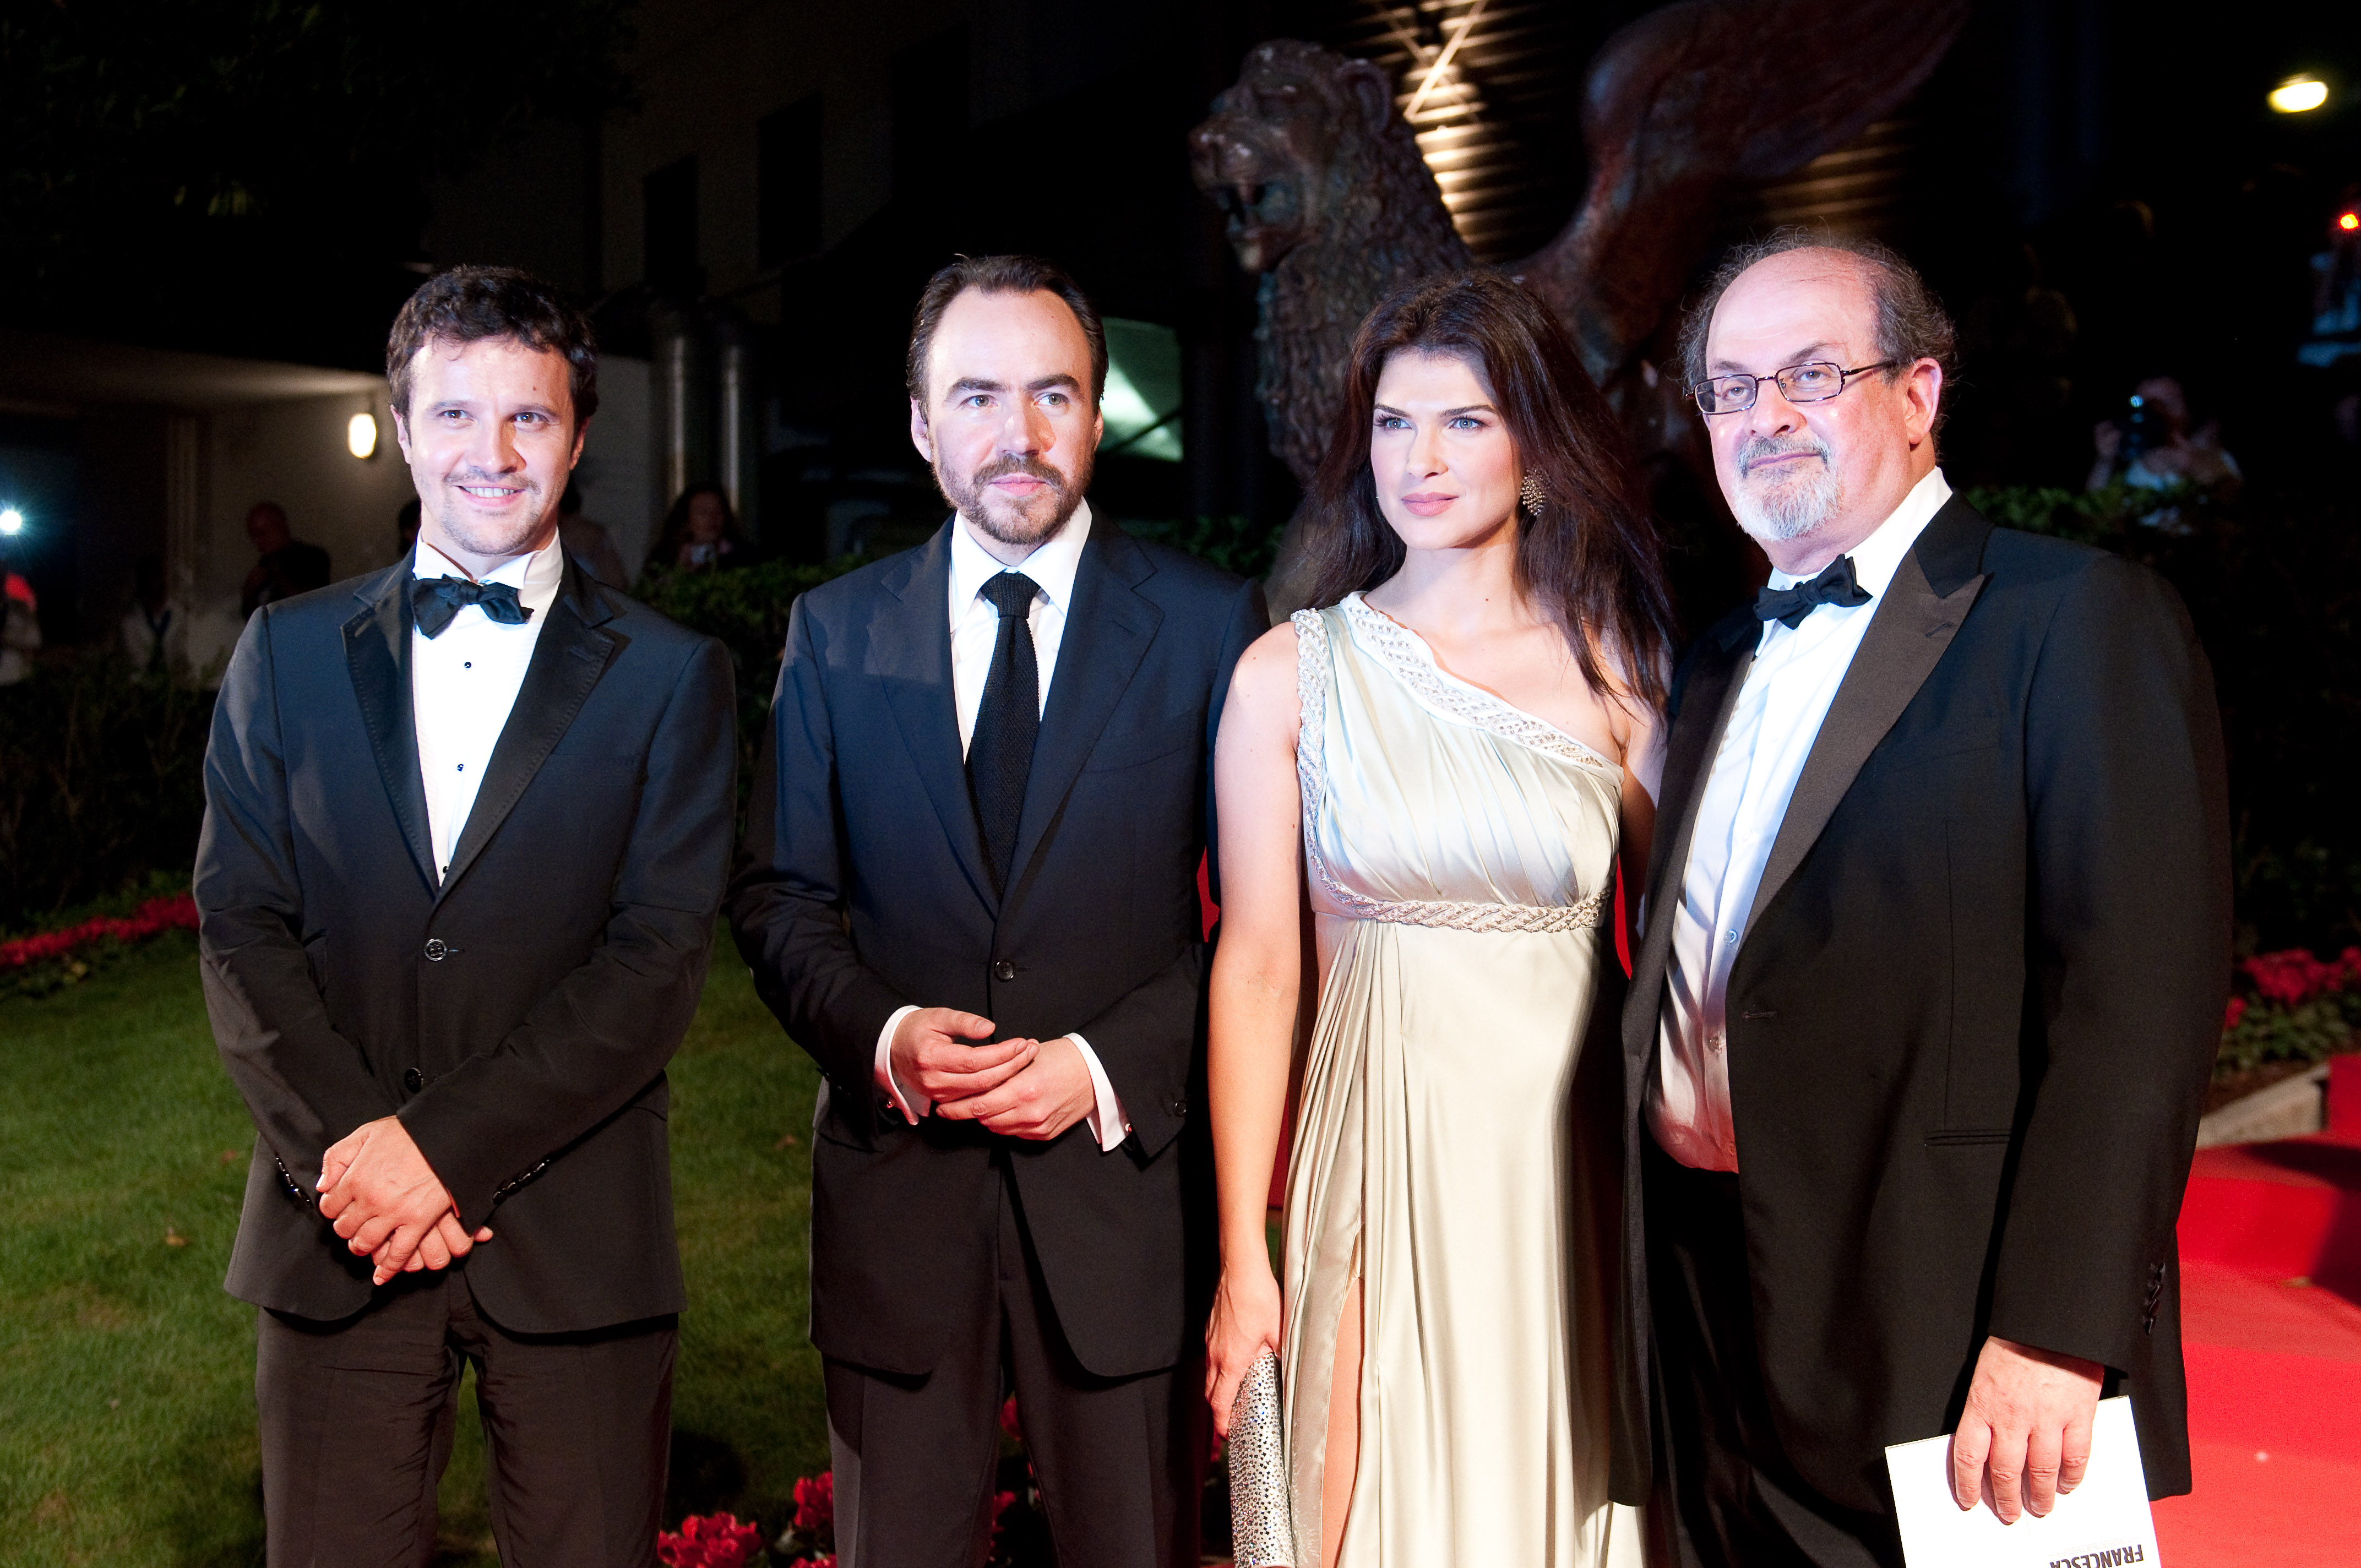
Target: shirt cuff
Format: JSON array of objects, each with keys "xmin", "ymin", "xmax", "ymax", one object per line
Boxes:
[
  {"xmin": 874, "ymin": 1004, "xmax": 924, "ymax": 1125},
  {"xmin": 1067, "ymin": 1033, "xmax": 1131, "ymax": 1153}
]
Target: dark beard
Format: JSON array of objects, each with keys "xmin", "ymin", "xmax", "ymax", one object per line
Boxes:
[{"xmin": 935, "ymin": 450, "xmax": 1093, "ymax": 549}]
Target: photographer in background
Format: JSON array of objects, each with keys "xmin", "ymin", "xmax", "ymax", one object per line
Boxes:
[{"xmin": 2087, "ymin": 375, "xmax": 2242, "ymax": 500}]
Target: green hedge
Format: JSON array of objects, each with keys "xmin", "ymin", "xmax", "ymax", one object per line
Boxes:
[
  {"xmin": 0, "ymin": 662, "xmax": 214, "ymax": 934},
  {"xmin": 631, "ymin": 558, "xmax": 865, "ymax": 814},
  {"xmin": 1960, "ymin": 479, "xmax": 2361, "ymax": 956}
]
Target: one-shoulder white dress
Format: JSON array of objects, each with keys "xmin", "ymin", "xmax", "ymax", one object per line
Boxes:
[{"xmin": 1280, "ymin": 595, "xmax": 1640, "ymax": 1566}]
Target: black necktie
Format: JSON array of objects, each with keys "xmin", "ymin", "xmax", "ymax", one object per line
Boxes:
[
  {"xmin": 1753, "ymin": 555, "xmax": 1872, "ymax": 630},
  {"xmin": 968, "ymin": 572, "xmax": 1041, "ymax": 892},
  {"xmin": 412, "ymin": 576, "xmax": 532, "ymax": 638}
]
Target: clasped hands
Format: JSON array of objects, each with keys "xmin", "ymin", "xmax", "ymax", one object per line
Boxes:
[
  {"xmin": 315, "ymin": 1116, "xmax": 492, "ymax": 1287},
  {"xmin": 889, "ymin": 1007, "xmax": 1097, "ymax": 1141}
]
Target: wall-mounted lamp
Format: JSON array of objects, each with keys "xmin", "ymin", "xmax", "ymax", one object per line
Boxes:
[
  {"xmin": 347, "ymin": 412, "xmax": 379, "ymax": 460},
  {"xmin": 2270, "ymin": 77, "xmax": 2330, "ymax": 114},
  {"xmin": 0, "ymin": 507, "xmax": 23, "ymax": 537}
]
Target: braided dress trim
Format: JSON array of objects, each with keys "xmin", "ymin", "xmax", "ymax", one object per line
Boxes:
[
  {"xmin": 1292, "ymin": 606, "xmax": 1609, "ymax": 934},
  {"xmin": 1340, "ymin": 594, "xmax": 1619, "ymax": 774}
]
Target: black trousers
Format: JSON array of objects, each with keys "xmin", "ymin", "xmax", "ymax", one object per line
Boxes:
[
  {"xmin": 255, "ymin": 1269, "xmax": 676, "ymax": 1568},
  {"xmin": 1645, "ymin": 1140, "xmax": 1903, "ymax": 1568},
  {"xmin": 824, "ymin": 1157, "xmax": 1202, "ymax": 1568}
]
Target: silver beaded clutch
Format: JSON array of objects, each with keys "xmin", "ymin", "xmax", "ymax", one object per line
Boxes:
[{"xmin": 1227, "ymin": 1348, "xmax": 1298, "ymax": 1567}]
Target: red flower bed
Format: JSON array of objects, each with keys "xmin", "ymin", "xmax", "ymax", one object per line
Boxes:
[
  {"xmin": 2219, "ymin": 944, "xmax": 2361, "ymax": 1075},
  {"xmin": 0, "ymin": 891, "xmax": 198, "ymax": 973},
  {"xmin": 2242, "ymin": 945, "xmax": 2361, "ymax": 1007},
  {"xmin": 657, "ymin": 1512, "xmax": 766, "ymax": 1568}
]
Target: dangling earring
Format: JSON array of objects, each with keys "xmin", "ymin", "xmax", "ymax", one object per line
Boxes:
[{"xmin": 1519, "ymin": 473, "xmax": 1547, "ymax": 517}]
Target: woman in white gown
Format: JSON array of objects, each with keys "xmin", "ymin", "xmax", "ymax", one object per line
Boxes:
[{"xmin": 1205, "ymin": 273, "xmax": 1678, "ymax": 1567}]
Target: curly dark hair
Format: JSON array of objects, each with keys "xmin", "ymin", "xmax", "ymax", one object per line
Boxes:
[
  {"xmin": 386, "ymin": 265, "xmax": 599, "ymax": 424},
  {"xmin": 1299, "ymin": 271, "xmax": 1676, "ymax": 716}
]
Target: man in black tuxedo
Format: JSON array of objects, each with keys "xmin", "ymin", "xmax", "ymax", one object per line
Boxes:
[
  {"xmin": 197, "ymin": 266, "xmax": 736, "ymax": 1566},
  {"xmin": 1614, "ymin": 235, "xmax": 2228, "ymax": 1567},
  {"xmin": 729, "ymin": 255, "xmax": 1263, "ymax": 1566}
]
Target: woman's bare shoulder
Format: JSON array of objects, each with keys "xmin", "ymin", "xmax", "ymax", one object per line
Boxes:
[{"xmin": 1222, "ymin": 619, "xmax": 1304, "ymax": 731}]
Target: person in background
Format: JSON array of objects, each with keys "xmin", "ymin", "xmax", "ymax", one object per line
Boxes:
[
  {"xmin": 646, "ymin": 482, "xmax": 748, "ymax": 574},
  {"xmin": 121, "ymin": 550, "xmax": 192, "ymax": 677},
  {"xmin": 239, "ymin": 501, "xmax": 331, "ymax": 617},
  {"xmin": 2298, "ymin": 185, "xmax": 2360, "ymax": 375},
  {"xmin": 0, "ymin": 546, "xmax": 37, "ymax": 686},
  {"xmin": 2086, "ymin": 375, "xmax": 2241, "ymax": 499},
  {"xmin": 558, "ymin": 481, "xmax": 632, "ymax": 588}
]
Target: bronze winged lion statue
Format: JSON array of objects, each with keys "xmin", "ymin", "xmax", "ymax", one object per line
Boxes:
[{"xmin": 1190, "ymin": 0, "xmax": 1968, "ymax": 607}]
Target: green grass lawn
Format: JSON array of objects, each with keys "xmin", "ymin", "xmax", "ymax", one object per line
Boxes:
[{"xmin": 0, "ymin": 928, "xmax": 828, "ymax": 1566}]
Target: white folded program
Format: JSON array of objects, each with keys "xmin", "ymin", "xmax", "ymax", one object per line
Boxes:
[{"xmin": 1885, "ymin": 1397, "xmax": 2159, "ymax": 1568}]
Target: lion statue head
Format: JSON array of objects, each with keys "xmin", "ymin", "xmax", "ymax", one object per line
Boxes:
[{"xmin": 1189, "ymin": 41, "xmax": 1468, "ymax": 484}]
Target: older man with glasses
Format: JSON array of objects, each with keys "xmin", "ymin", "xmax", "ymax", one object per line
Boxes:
[{"xmin": 1611, "ymin": 232, "xmax": 2229, "ymax": 1568}]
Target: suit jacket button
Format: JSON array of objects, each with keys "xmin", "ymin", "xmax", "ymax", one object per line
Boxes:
[
  {"xmin": 404, "ymin": 1067, "xmax": 425, "ymax": 1093},
  {"xmin": 1171, "ymin": 1096, "xmax": 1188, "ymax": 1117},
  {"xmin": 423, "ymin": 938, "xmax": 448, "ymax": 961},
  {"xmin": 993, "ymin": 960, "xmax": 1016, "ymax": 982}
]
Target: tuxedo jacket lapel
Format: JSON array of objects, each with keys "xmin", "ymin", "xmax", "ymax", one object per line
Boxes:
[
  {"xmin": 1744, "ymin": 503, "xmax": 1992, "ymax": 932},
  {"xmin": 440, "ymin": 556, "xmax": 622, "ymax": 898},
  {"xmin": 341, "ymin": 564, "xmax": 436, "ymax": 891},
  {"xmin": 873, "ymin": 524, "xmax": 998, "ymax": 910},
  {"xmin": 1005, "ymin": 527, "xmax": 1160, "ymax": 903}
]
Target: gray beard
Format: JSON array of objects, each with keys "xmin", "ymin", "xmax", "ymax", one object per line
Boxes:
[{"xmin": 1729, "ymin": 442, "xmax": 1843, "ymax": 543}]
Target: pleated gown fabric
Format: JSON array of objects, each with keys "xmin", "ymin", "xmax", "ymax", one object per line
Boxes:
[{"xmin": 1280, "ymin": 595, "xmax": 1641, "ymax": 1567}]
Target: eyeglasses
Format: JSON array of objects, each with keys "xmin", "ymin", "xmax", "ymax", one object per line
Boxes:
[{"xmin": 1690, "ymin": 360, "xmax": 1897, "ymax": 416}]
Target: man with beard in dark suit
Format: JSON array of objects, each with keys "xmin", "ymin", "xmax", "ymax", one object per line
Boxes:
[
  {"xmin": 1614, "ymin": 233, "xmax": 2228, "ymax": 1568},
  {"xmin": 730, "ymin": 255, "xmax": 1263, "ymax": 1566},
  {"xmin": 198, "ymin": 265, "xmax": 736, "ymax": 1566}
]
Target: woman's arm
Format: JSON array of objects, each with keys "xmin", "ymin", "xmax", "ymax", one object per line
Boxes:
[
  {"xmin": 1599, "ymin": 641, "xmax": 1667, "ymax": 955},
  {"xmin": 1203, "ymin": 620, "xmax": 1307, "ymax": 1434}
]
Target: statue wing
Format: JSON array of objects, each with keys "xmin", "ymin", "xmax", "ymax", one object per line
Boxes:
[{"xmin": 1515, "ymin": 0, "xmax": 1970, "ymax": 382}]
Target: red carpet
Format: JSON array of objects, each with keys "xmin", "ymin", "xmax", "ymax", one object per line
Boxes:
[{"xmin": 2153, "ymin": 1057, "xmax": 2361, "ymax": 1565}]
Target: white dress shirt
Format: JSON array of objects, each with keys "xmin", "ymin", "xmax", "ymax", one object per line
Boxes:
[
  {"xmin": 1651, "ymin": 467, "xmax": 1952, "ymax": 1171},
  {"xmin": 410, "ymin": 533, "xmax": 564, "ymax": 882},
  {"xmin": 873, "ymin": 505, "xmax": 1132, "ymax": 1152}
]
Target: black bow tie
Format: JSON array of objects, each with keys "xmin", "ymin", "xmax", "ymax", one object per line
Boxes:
[
  {"xmin": 412, "ymin": 575, "xmax": 532, "ymax": 638},
  {"xmin": 1753, "ymin": 556, "xmax": 1872, "ymax": 630}
]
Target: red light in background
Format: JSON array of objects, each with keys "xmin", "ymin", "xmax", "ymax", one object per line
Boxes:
[{"xmin": 2342, "ymin": 212, "xmax": 2360, "ymax": 232}]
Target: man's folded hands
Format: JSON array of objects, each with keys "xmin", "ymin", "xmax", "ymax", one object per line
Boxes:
[{"xmin": 317, "ymin": 1115, "xmax": 494, "ymax": 1286}]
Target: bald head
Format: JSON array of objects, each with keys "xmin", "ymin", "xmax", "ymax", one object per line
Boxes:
[{"xmin": 1689, "ymin": 240, "xmax": 1949, "ymax": 574}]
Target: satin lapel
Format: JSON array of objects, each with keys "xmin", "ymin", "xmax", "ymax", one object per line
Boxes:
[
  {"xmin": 438, "ymin": 558, "xmax": 621, "ymax": 900},
  {"xmin": 873, "ymin": 524, "xmax": 998, "ymax": 910},
  {"xmin": 340, "ymin": 564, "xmax": 436, "ymax": 890},
  {"xmin": 1004, "ymin": 529, "xmax": 1159, "ymax": 902},
  {"xmin": 1626, "ymin": 631, "xmax": 1753, "ymax": 1049},
  {"xmin": 1744, "ymin": 549, "xmax": 1988, "ymax": 932}
]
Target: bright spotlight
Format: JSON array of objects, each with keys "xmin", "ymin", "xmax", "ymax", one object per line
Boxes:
[
  {"xmin": 2342, "ymin": 212, "xmax": 2360, "ymax": 233},
  {"xmin": 0, "ymin": 508, "xmax": 22, "ymax": 537},
  {"xmin": 347, "ymin": 412, "xmax": 379, "ymax": 459},
  {"xmin": 2269, "ymin": 77, "xmax": 2330, "ymax": 113}
]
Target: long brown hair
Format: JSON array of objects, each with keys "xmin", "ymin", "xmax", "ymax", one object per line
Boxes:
[{"xmin": 1299, "ymin": 271, "xmax": 1675, "ymax": 715}]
